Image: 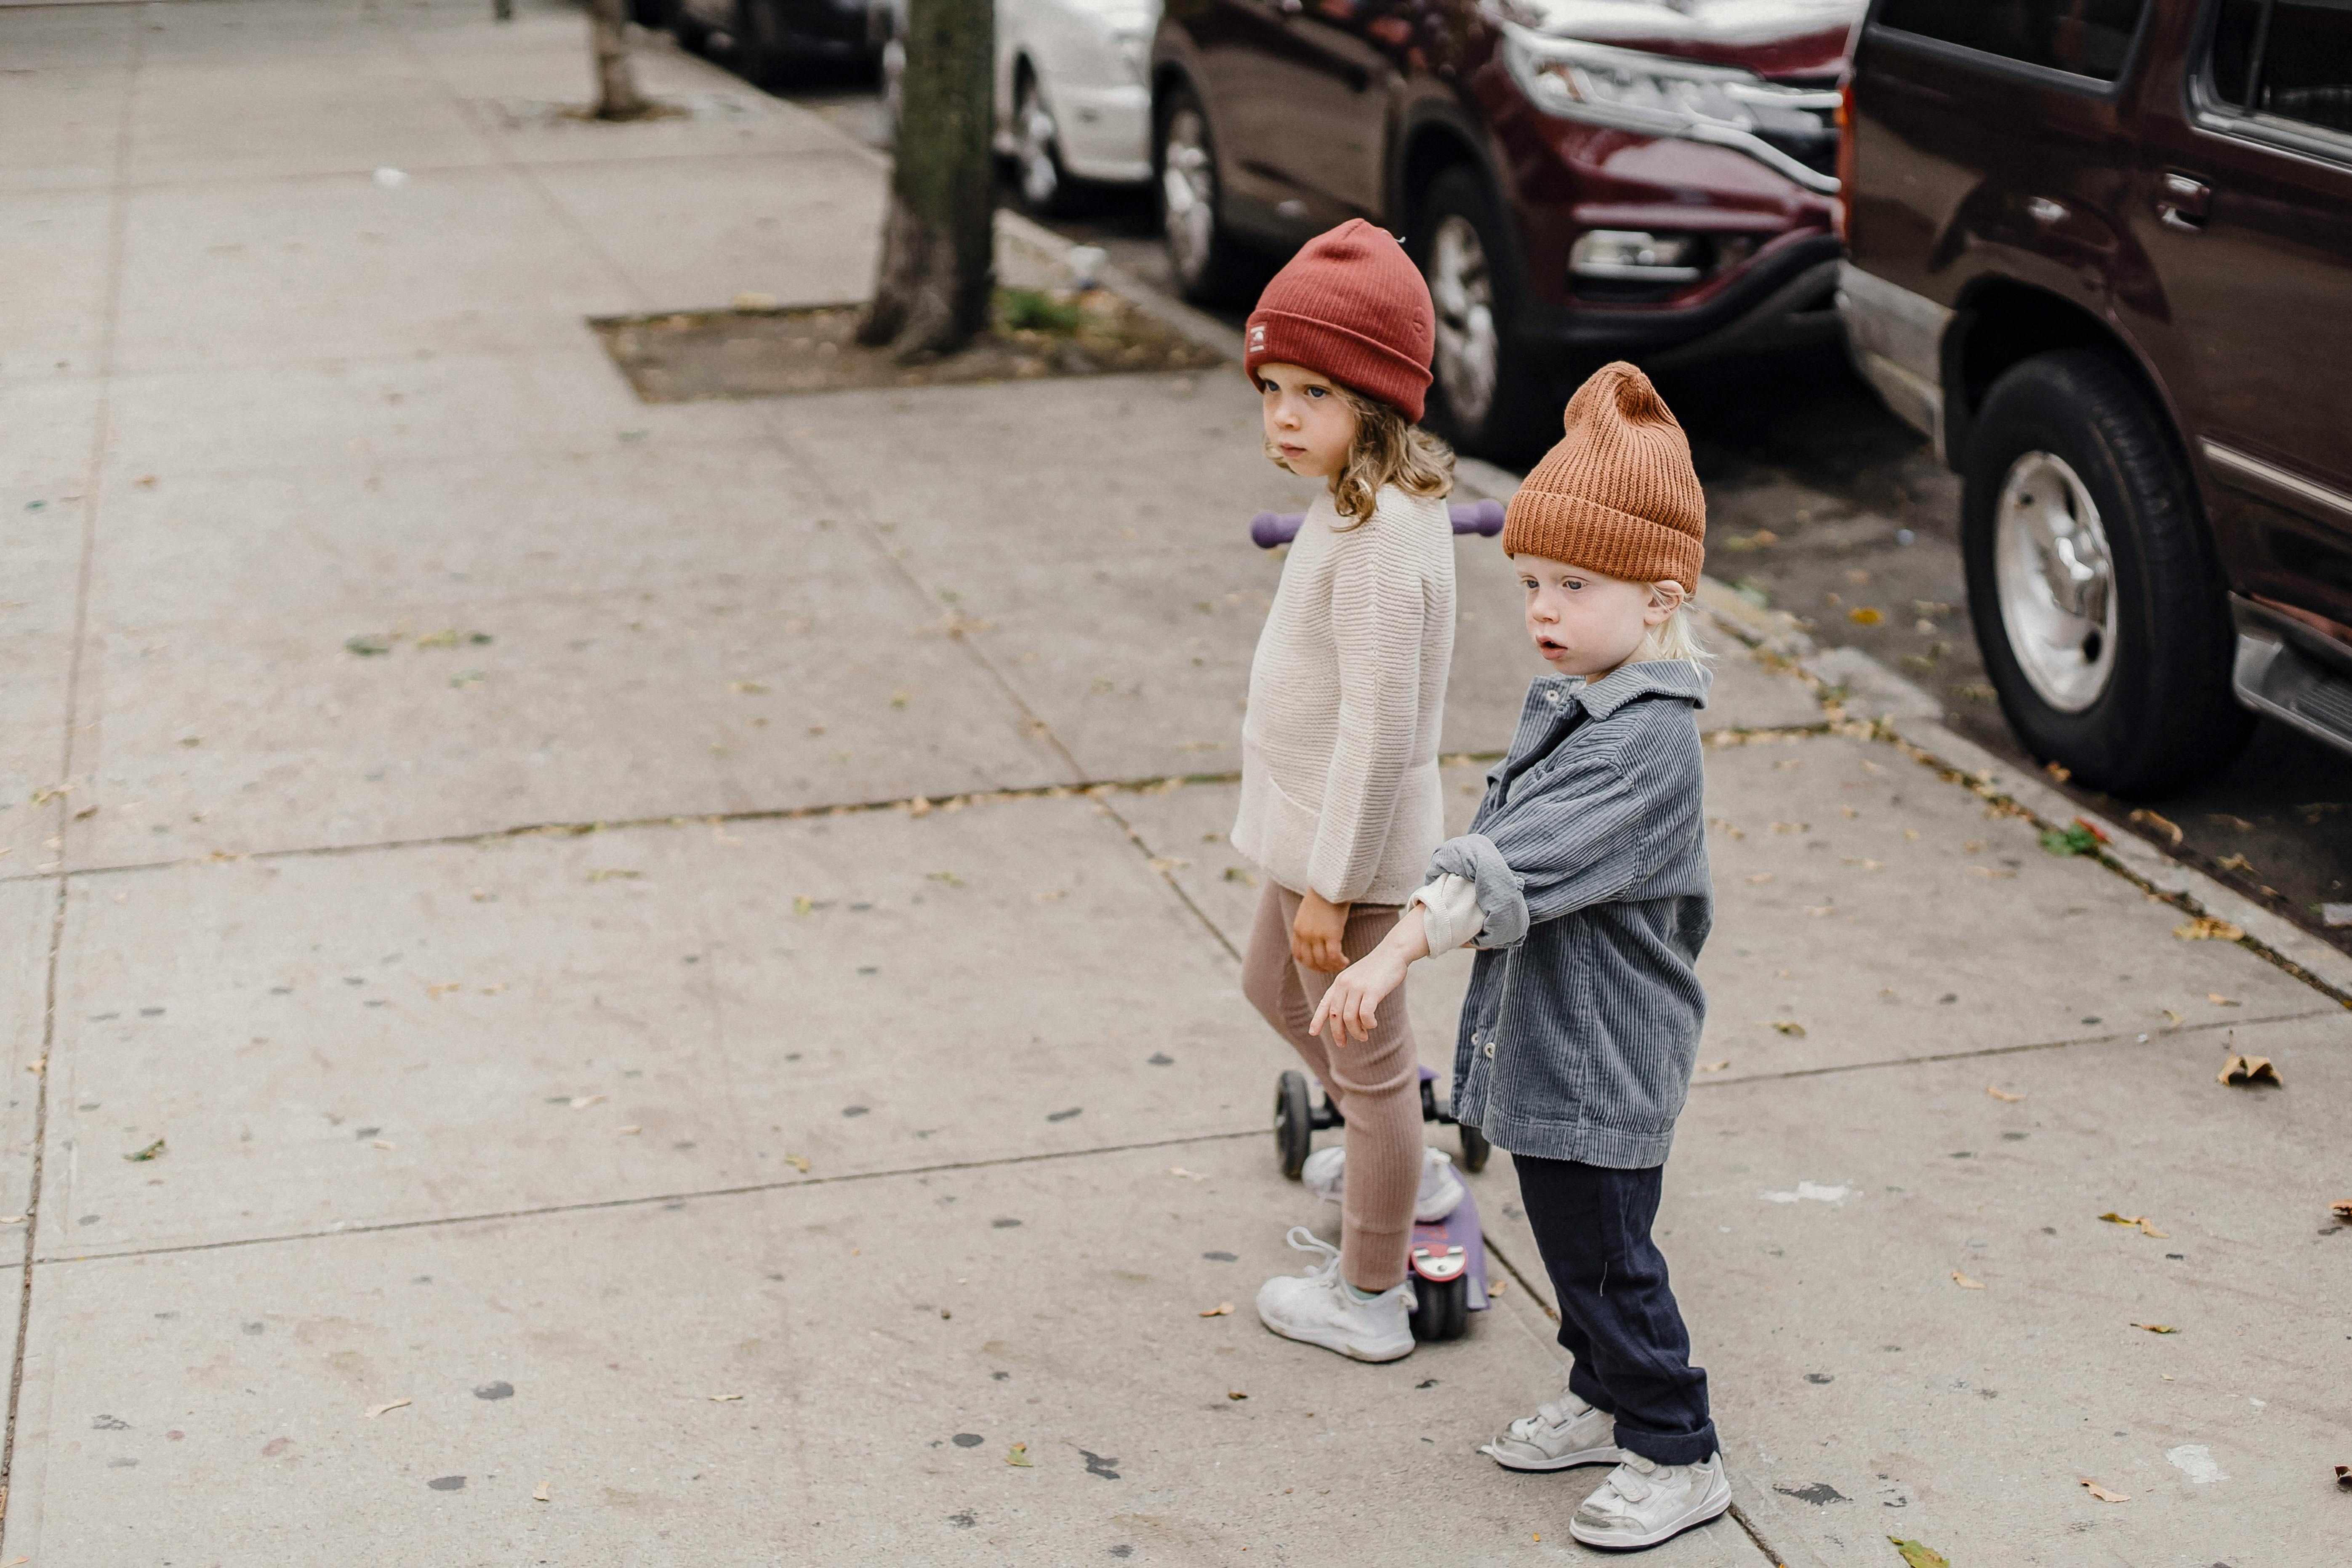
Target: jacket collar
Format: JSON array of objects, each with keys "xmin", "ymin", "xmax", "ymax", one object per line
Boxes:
[{"xmin": 1541, "ymin": 660, "xmax": 1712, "ymax": 720}]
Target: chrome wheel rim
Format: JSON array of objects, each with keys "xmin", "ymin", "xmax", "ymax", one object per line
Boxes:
[
  {"xmin": 1016, "ymin": 78, "xmax": 1058, "ymax": 208},
  {"xmin": 1160, "ymin": 107, "xmax": 1216, "ymax": 286},
  {"xmin": 1994, "ymin": 449, "xmax": 2118, "ymax": 713},
  {"xmin": 1429, "ymin": 214, "xmax": 1498, "ymax": 428}
]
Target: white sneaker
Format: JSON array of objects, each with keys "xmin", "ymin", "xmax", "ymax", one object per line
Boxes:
[
  {"xmin": 1478, "ymin": 1388, "xmax": 1625, "ymax": 1471},
  {"xmin": 1300, "ymin": 1145, "xmax": 1466, "ymax": 1223},
  {"xmin": 1254, "ymin": 1227, "xmax": 1416, "ymax": 1363},
  {"xmin": 1569, "ymin": 1451, "xmax": 1732, "ymax": 1550}
]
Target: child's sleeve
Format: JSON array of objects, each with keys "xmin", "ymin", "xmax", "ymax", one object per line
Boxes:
[
  {"xmin": 1406, "ymin": 873, "xmax": 1483, "ymax": 952},
  {"xmin": 1425, "ymin": 743, "xmax": 1687, "ymax": 948},
  {"xmin": 1306, "ymin": 523, "xmax": 1429, "ymax": 904}
]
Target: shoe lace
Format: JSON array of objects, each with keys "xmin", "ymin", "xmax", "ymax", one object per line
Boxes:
[{"xmin": 1282, "ymin": 1225, "xmax": 1341, "ymax": 1279}]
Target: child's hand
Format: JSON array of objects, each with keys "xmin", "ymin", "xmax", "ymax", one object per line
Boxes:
[
  {"xmin": 1291, "ymin": 891, "xmax": 1351, "ymax": 974},
  {"xmin": 1312, "ymin": 951, "xmax": 1406, "ymax": 1045},
  {"xmin": 1310, "ymin": 907, "xmax": 1432, "ymax": 1045}
]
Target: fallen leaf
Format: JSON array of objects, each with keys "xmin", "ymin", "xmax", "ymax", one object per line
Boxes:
[
  {"xmin": 1168, "ymin": 1166, "xmax": 1210, "ymax": 1182},
  {"xmin": 1487, "ymin": 1278, "xmax": 1508, "ymax": 1298},
  {"xmin": 1146, "ymin": 857, "xmax": 1191, "ymax": 873},
  {"xmin": 727, "ymin": 680, "xmax": 769, "ymax": 695},
  {"xmin": 532, "ymin": 1480, "xmax": 551, "ymax": 1503},
  {"xmin": 2174, "ymin": 916, "xmax": 2244, "ymax": 942},
  {"xmin": 1032, "ymin": 888, "xmax": 1068, "ymax": 902},
  {"xmin": 1222, "ymin": 867, "xmax": 1259, "ymax": 886},
  {"xmin": 2330, "ymin": 1199, "xmax": 2352, "ymax": 1222},
  {"xmin": 2079, "ymin": 1479, "xmax": 2129, "ymax": 1503},
  {"xmin": 585, "ymin": 868, "xmax": 642, "ymax": 883},
  {"xmin": 2097, "ymin": 1212, "xmax": 2169, "ymax": 1238},
  {"xmin": 1226, "ymin": 1390, "xmax": 1249, "ymax": 1400},
  {"xmin": 569, "ymin": 1094, "xmax": 606, "ymax": 1110},
  {"xmin": 1803, "ymin": 904, "xmax": 1834, "ymax": 918},
  {"xmin": 366, "ymin": 1397, "xmax": 411, "ymax": 1419},
  {"xmin": 708, "ymin": 1393, "xmax": 743, "ymax": 1402},
  {"xmin": 1770, "ymin": 1021, "xmax": 1807, "ymax": 1037},
  {"xmin": 0, "ymin": 1216, "xmax": 24, "ymax": 1225},
  {"xmin": 2217, "ymin": 852, "xmax": 2253, "ymax": 874},
  {"xmin": 1006, "ymin": 1443, "xmax": 1033, "ymax": 1467},
  {"xmin": 1986, "ymin": 1086, "xmax": 2025, "ymax": 1102},
  {"xmin": 1698, "ymin": 1059, "xmax": 1731, "ymax": 1073},
  {"xmin": 783, "ymin": 1154, "xmax": 810, "ymax": 1173},
  {"xmin": 1888, "ymin": 1539, "xmax": 1950, "ymax": 1568},
  {"xmin": 124, "ymin": 1137, "xmax": 166, "ymax": 1163},
  {"xmin": 1838, "ymin": 804, "xmax": 1860, "ymax": 819},
  {"xmin": 1848, "ymin": 606, "xmax": 1884, "ymax": 625},
  {"xmin": 2128, "ymin": 807, "xmax": 2184, "ymax": 845},
  {"xmin": 370, "ymin": 1139, "xmax": 396, "ymax": 1150},
  {"xmin": 344, "ymin": 633, "xmax": 393, "ymax": 657},
  {"xmin": 1199, "ymin": 1302, "xmax": 1235, "ymax": 1317},
  {"xmin": 2130, "ymin": 1322, "xmax": 2178, "ymax": 1334},
  {"xmin": 791, "ymin": 895, "xmax": 814, "ymax": 916},
  {"xmin": 426, "ymin": 981, "xmax": 464, "ymax": 1000},
  {"xmin": 1769, "ymin": 821, "xmax": 1808, "ymax": 834},
  {"xmin": 927, "ymin": 870, "xmax": 965, "ymax": 886},
  {"xmin": 2217, "ymin": 1054, "xmax": 2280, "ymax": 1087},
  {"xmin": 2162, "ymin": 1008, "xmax": 2185, "ymax": 1027},
  {"xmin": 1745, "ymin": 872, "xmax": 1774, "ymax": 884},
  {"xmin": 614, "ymin": 1126, "xmax": 641, "ymax": 1136},
  {"xmin": 1951, "ymin": 1270, "xmax": 1984, "ymax": 1290},
  {"xmin": 2205, "ymin": 993, "xmax": 2240, "ymax": 1006},
  {"xmin": 906, "ymin": 796, "xmax": 932, "ymax": 817},
  {"xmin": 1966, "ymin": 864, "xmax": 2017, "ymax": 879}
]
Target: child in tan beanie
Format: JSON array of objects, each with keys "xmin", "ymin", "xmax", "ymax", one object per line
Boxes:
[
  {"xmin": 1313, "ymin": 363, "xmax": 1731, "ymax": 1550},
  {"xmin": 1229, "ymin": 221, "xmax": 1464, "ymax": 1365}
]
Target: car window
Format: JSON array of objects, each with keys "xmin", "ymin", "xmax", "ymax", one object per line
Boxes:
[
  {"xmin": 1875, "ymin": 0, "xmax": 2149, "ymax": 81},
  {"xmin": 2207, "ymin": 0, "xmax": 2352, "ymax": 138}
]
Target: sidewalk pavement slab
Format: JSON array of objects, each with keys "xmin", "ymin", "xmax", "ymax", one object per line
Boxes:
[{"xmin": 6, "ymin": 1140, "xmax": 1768, "ymax": 1566}]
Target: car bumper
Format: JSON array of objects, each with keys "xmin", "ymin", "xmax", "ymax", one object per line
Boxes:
[
  {"xmin": 1048, "ymin": 81, "xmax": 1153, "ymax": 185},
  {"xmin": 1513, "ymin": 232, "xmax": 1845, "ymax": 365}
]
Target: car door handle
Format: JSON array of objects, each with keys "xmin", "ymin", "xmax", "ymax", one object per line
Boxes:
[{"xmin": 2158, "ymin": 172, "xmax": 2211, "ymax": 231}]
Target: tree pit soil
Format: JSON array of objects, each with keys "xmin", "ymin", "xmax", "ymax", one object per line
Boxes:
[{"xmin": 591, "ymin": 290, "xmax": 1225, "ymax": 403}]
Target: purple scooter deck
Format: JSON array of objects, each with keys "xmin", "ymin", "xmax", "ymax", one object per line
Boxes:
[{"xmin": 1412, "ymin": 1172, "xmax": 1490, "ymax": 1312}]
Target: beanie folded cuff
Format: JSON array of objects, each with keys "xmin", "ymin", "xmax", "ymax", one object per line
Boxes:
[
  {"xmin": 1502, "ymin": 491, "xmax": 1705, "ymax": 593},
  {"xmin": 1245, "ymin": 310, "xmax": 1432, "ymax": 423}
]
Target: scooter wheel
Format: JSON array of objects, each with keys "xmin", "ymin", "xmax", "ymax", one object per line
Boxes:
[
  {"xmin": 1409, "ymin": 1273, "xmax": 1469, "ymax": 1341},
  {"xmin": 1458, "ymin": 1121, "xmax": 1491, "ymax": 1174},
  {"xmin": 1275, "ymin": 1069, "xmax": 1313, "ymax": 1179}
]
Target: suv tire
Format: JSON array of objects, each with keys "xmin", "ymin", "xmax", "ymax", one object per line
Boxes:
[
  {"xmin": 1960, "ymin": 349, "xmax": 2251, "ymax": 796},
  {"xmin": 733, "ymin": 0, "xmax": 797, "ymax": 88},
  {"xmin": 1156, "ymin": 84, "xmax": 1254, "ymax": 306},
  {"xmin": 1412, "ymin": 167, "xmax": 1550, "ymax": 463}
]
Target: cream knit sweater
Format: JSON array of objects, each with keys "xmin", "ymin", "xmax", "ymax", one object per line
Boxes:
[{"xmin": 1231, "ymin": 485, "xmax": 1456, "ymax": 906}]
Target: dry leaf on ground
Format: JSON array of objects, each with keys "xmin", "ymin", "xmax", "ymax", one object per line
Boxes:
[
  {"xmin": 2218, "ymin": 1054, "xmax": 2280, "ymax": 1087},
  {"xmin": 532, "ymin": 1480, "xmax": 551, "ymax": 1503},
  {"xmin": 1488, "ymin": 1278, "xmax": 1508, "ymax": 1298},
  {"xmin": 2328, "ymin": 1199, "xmax": 2352, "ymax": 1222},
  {"xmin": 1226, "ymin": 1390, "xmax": 1249, "ymax": 1400},
  {"xmin": 1146, "ymin": 857, "xmax": 1190, "ymax": 873},
  {"xmin": 2130, "ymin": 807, "xmax": 2183, "ymax": 845},
  {"xmin": 569, "ymin": 1094, "xmax": 606, "ymax": 1110},
  {"xmin": 1986, "ymin": 1086, "xmax": 2025, "ymax": 1102},
  {"xmin": 2206, "ymin": 993, "xmax": 2240, "ymax": 1006},
  {"xmin": 2099, "ymin": 1212, "xmax": 2168, "ymax": 1238},
  {"xmin": 1698, "ymin": 1060, "xmax": 1731, "ymax": 1073},
  {"xmin": 783, "ymin": 1154, "xmax": 810, "ymax": 1173},
  {"xmin": 1771, "ymin": 1021, "xmax": 1807, "ymax": 1037},
  {"xmin": 1006, "ymin": 1443, "xmax": 1033, "ymax": 1467},
  {"xmin": 1168, "ymin": 1166, "xmax": 1209, "ymax": 1182},
  {"xmin": 1888, "ymin": 1540, "xmax": 1950, "ymax": 1568},
  {"xmin": 1951, "ymin": 1270, "xmax": 1985, "ymax": 1290},
  {"xmin": 1199, "ymin": 1302, "xmax": 1235, "ymax": 1317},
  {"xmin": 2130, "ymin": 1321, "xmax": 2178, "ymax": 1333},
  {"xmin": 365, "ymin": 1397, "xmax": 412, "ymax": 1419},
  {"xmin": 124, "ymin": 1138, "xmax": 166, "ymax": 1162},
  {"xmin": 2079, "ymin": 1479, "xmax": 2130, "ymax": 1502},
  {"xmin": 2174, "ymin": 916, "xmax": 2243, "ymax": 941},
  {"xmin": 707, "ymin": 1393, "xmax": 742, "ymax": 1402}
]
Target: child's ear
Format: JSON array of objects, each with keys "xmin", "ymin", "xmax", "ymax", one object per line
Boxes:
[{"xmin": 1646, "ymin": 580, "xmax": 1687, "ymax": 626}]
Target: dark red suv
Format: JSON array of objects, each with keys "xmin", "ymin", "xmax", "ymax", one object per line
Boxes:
[
  {"xmin": 1840, "ymin": 0, "xmax": 2352, "ymax": 795},
  {"xmin": 1149, "ymin": 0, "xmax": 1861, "ymax": 457}
]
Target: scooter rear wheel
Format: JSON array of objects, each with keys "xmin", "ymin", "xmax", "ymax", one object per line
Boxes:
[
  {"xmin": 1275, "ymin": 1069, "xmax": 1313, "ymax": 1179},
  {"xmin": 1458, "ymin": 1121, "xmax": 1491, "ymax": 1174},
  {"xmin": 1409, "ymin": 1273, "xmax": 1469, "ymax": 1341}
]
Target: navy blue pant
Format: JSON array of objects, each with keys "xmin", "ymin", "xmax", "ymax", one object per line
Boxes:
[{"xmin": 1515, "ymin": 1154, "xmax": 1716, "ymax": 1466}]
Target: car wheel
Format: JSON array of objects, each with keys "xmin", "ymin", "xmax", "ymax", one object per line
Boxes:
[
  {"xmin": 672, "ymin": 1, "xmax": 714, "ymax": 52},
  {"xmin": 1012, "ymin": 69, "xmax": 1071, "ymax": 215},
  {"xmin": 1960, "ymin": 349, "xmax": 2251, "ymax": 796},
  {"xmin": 629, "ymin": 0, "xmax": 677, "ymax": 27},
  {"xmin": 1413, "ymin": 167, "xmax": 1548, "ymax": 462},
  {"xmin": 1156, "ymin": 84, "xmax": 1253, "ymax": 305}
]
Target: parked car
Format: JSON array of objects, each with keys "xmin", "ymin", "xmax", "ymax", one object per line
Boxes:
[
  {"xmin": 1148, "ymin": 0, "xmax": 1860, "ymax": 456},
  {"xmin": 1839, "ymin": 0, "xmax": 2352, "ymax": 796},
  {"xmin": 668, "ymin": 0, "xmax": 878, "ymax": 87},
  {"xmin": 873, "ymin": 0, "xmax": 1160, "ymax": 213}
]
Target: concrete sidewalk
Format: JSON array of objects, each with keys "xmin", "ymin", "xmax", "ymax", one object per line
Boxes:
[{"xmin": 3, "ymin": 3, "xmax": 2347, "ymax": 1564}]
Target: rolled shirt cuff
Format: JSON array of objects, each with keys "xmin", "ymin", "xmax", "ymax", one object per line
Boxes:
[{"xmin": 1407, "ymin": 873, "xmax": 1485, "ymax": 953}]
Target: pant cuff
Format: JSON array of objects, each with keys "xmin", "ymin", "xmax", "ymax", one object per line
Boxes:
[{"xmin": 1613, "ymin": 1421, "xmax": 1718, "ymax": 1468}]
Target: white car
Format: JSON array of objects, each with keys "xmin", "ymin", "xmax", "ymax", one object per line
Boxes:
[{"xmin": 879, "ymin": 0, "xmax": 1157, "ymax": 213}]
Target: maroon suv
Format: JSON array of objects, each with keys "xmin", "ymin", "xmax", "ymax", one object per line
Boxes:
[
  {"xmin": 1840, "ymin": 0, "xmax": 2352, "ymax": 795},
  {"xmin": 1149, "ymin": 0, "xmax": 1861, "ymax": 456}
]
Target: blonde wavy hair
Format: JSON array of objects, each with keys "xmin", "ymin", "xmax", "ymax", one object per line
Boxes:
[
  {"xmin": 1265, "ymin": 381, "xmax": 1454, "ymax": 525},
  {"xmin": 1636, "ymin": 601, "xmax": 1712, "ymax": 666}
]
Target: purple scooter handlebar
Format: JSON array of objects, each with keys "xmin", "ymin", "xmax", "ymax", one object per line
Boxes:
[{"xmin": 1249, "ymin": 497, "xmax": 1504, "ymax": 548}]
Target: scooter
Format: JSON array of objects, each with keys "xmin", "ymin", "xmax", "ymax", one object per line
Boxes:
[
  {"xmin": 1249, "ymin": 497, "xmax": 1505, "ymax": 550},
  {"xmin": 1274, "ymin": 1065, "xmax": 1493, "ymax": 1341}
]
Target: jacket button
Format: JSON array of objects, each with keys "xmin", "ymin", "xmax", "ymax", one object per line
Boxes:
[{"xmin": 1483, "ymin": 1040, "xmax": 1496, "ymax": 1060}]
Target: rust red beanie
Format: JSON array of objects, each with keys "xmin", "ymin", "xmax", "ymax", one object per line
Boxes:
[
  {"xmin": 1502, "ymin": 361, "xmax": 1707, "ymax": 593},
  {"xmin": 1243, "ymin": 220, "xmax": 1434, "ymax": 422}
]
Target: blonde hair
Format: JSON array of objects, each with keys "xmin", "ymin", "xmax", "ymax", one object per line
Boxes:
[
  {"xmin": 1265, "ymin": 382, "xmax": 1454, "ymax": 525},
  {"xmin": 1635, "ymin": 598, "xmax": 1712, "ymax": 666}
]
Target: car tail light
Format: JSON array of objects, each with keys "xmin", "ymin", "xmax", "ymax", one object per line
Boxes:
[{"xmin": 1835, "ymin": 78, "xmax": 1855, "ymax": 242}]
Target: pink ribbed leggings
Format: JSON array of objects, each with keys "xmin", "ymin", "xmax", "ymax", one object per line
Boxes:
[{"xmin": 1240, "ymin": 881, "xmax": 1422, "ymax": 1292}]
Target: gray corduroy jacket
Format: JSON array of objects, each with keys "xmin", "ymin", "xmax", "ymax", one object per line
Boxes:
[{"xmin": 1434, "ymin": 660, "xmax": 1713, "ymax": 1169}]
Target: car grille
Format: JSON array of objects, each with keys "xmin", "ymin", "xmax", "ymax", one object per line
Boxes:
[{"xmin": 1749, "ymin": 75, "xmax": 1841, "ymax": 179}]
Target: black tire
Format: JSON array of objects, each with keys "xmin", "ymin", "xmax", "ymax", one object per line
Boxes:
[
  {"xmin": 1409, "ymin": 1273, "xmax": 1468, "ymax": 1341},
  {"xmin": 1960, "ymin": 350, "xmax": 2251, "ymax": 796},
  {"xmin": 628, "ymin": 0, "xmax": 676, "ymax": 27},
  {"xmin": 1009, "ymin": 68, "xmax": 1073, "ymax": 217},
  {"xmin": 1275, "ymin": 1069, "xmax": 1313, "ymax": 1179},
  {"xmin": 1155, "ymin": 82, "xmax": 1257, "ymax": 306},
  {"xmin": 1411, "ymin": 166, "xmax": 1553, "ymax": 465},
  {"xmin": 1457, "ymin": 1121, "xmax": 1490, "ymax": 1175},
  {"xmin": 732, "ymin": 0, "xmax": 798, "ymax": 89},
  {"xmin": 671, "ymin": 3, "xmax": 713, "ymax": 53}
]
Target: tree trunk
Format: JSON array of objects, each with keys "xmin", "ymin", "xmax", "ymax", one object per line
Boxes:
[
  {"xmin": 857, "ymin": 0, "xmax": 995, "ymax": 359},
  {"xmin": 588, "ymin": 0, "xmax": 649, "ymax": 121}
]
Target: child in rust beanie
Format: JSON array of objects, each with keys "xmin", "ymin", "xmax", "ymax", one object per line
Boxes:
[
  {"xmin": 1231, "ymin": 221, "xmax": 1465, "ymax": 1365},
  {"xmin": 1313, "ymin": 363, "xmax": 1731, "ymax": 1550}
]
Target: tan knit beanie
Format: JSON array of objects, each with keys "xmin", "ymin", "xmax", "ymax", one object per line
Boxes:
[{"xmin": 1501, "ymin": 361, "xmax": 1705, "ymax": 593}]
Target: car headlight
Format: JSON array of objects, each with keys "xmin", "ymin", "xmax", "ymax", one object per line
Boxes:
[{"xmin": 1498, "ymin": 24, "xmax": 1841, "ymax": 195}]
